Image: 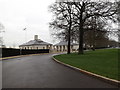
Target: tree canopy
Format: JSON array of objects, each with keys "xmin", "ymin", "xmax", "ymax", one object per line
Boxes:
[{"xmin": 49, "ymin": 0, "xmax": 118, "ymax": 54}]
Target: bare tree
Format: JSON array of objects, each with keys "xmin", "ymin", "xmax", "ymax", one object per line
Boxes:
[
  {"xmin": 116, "ymin": 0, "xmax": 120, "ymax": 44},
  {"xmin": 0, "ymin": 23, "xmax": 5, "ymax": 46},
  {"xmin": 84, "ymin": 16, "xmax": 109, "ymax": 50},
  {"xmin": 49, "ymin": 0, "xmax": 117, "ymax": 54},
  {"xmin": 0, "ymin": 23, "xmax": 5, "ymax": 32},
  {"xmin": 49, "ymin": 1, "xmax": 75, "ymax": 54},
  {"xmin": 72, "ymin": 0, "xmax": 117, "ymax": 54}
]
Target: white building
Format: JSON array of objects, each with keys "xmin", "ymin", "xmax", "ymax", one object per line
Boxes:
[
  {"xmin": 19, "ymin": 35, "xmax": 52, "ymax": 50},
  {"xmin": 53, "ymin": 41, "xmax": 79, "ymax": 52}
]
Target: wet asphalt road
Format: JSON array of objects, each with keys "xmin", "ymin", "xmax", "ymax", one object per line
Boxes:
[{"xmin": 2, "ymin": 53, "xmax": 118, "ymax": 88}]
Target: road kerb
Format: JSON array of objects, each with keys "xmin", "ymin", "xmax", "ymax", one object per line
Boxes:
[
  {"xmin": 0, "ymin": 52, "xmax": 65, "ymax": 61},
  {"xmin": 0, "ymin": 53, "xmax": 51, "ymax": 60},
  {"xmin": 52, "ymin": 57, "xmax": 120, "ymax": 86}
]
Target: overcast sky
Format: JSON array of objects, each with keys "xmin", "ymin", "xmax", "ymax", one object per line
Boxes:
[
  {"xmin": 0, "ymin": 0, "xmax": 55, "ymax": 48},
  {"xmin": 0, "ymin": 0, "xmax": 118, "ymax": 48}
]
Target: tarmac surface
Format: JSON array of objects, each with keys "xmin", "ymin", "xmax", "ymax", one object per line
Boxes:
[{"xmin": 2, "ymin": 53, "xmax": 118, "ymax": 88}]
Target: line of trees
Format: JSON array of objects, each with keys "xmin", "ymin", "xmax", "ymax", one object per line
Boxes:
[{"xmin": 49, "ymin": 0, "xmax": 118, "ymax": 54}]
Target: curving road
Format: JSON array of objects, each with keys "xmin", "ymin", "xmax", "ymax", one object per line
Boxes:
[{"xmin": 2, "ymin": 53, "xmax": 118, "ymax": 88}]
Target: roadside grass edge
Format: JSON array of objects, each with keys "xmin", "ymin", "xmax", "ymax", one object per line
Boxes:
[{"xmin": 52, "ymin": 56, "xmax": 120, "ymax": 86}]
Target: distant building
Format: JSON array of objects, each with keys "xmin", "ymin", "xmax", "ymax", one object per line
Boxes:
[
  {"xmin": 53, "ymin": 41, "xmax": 79, "ymax": 52},
  {"xmin": 0, "ymin": 45, "xmax": 6, "ymax": 48},
  {"xmin": 19, "ymin": 35, "xmax": 52, "ymax": 50},
  {"xmin": 108, "ymin": 40, "xmax": 119, "ymax": 48}
]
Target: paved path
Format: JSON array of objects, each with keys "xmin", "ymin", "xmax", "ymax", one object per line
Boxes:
[{"xmin": 2, "ymin": 53, "xmax": 118, "ymax": 88}]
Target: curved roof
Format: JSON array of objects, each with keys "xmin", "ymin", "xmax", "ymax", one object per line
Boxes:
[
  {"xmin": 54, "ymin": 41, "xmax": 78, "ymax": 46},
  {"xmin": 19, "ymin": 39, "xmax": 52, "ymax": 46}
]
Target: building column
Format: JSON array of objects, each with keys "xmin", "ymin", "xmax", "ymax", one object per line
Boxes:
[{"xmin": 56, "ymin": 46, "xmax": 58, "ymax": 51}]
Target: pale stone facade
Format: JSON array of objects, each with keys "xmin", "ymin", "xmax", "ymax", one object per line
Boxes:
[
  {"xmin": 19, "ymin": 35, "xmax": 52, "ymax": 50},
  {"xmin": 19, "ymin": 35, "xmax": 79, "ymax": 52},
  {"xmin": 19, "ymin": 45, "xmax": 52, "ymax": 50},
  {"xmin": 53, "ymin": 41, "xmax": 79, "ymax": 52}
]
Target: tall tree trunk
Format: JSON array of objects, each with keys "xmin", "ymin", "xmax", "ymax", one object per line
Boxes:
[
  {"xmin": 67, "ymin": 23, "xmax": 71, "ymax": 54},
  {"xmin": 92, "ymin": 29, "xmax": 95, "ymax": 51},
  {"xmin": 78, "ymin": 13, "xmax": 84, "ymax": 54},
  {"xmin": 67, "ymin": 5, "xmax": 72, "ymax": 54},
  {"xmin": 78, "ymin": 3, "xmax": 84, "ymax": 54},
  {"xmin": 78, "ymin": 24, "xmax": 84, "ymax": 54},
  {"xmin": 92, "ymin": 17, "xmax": 96, "ymax": 51}
]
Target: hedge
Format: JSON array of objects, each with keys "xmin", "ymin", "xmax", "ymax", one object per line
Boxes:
[{"xmin": 2, "ymin": 48, "xmax": 49, "ymax": 57}]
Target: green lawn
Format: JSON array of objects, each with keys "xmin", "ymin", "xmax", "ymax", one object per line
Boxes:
[{"xmin": 54, "ymin": 49, "xmax": 119, "ymax": 80}]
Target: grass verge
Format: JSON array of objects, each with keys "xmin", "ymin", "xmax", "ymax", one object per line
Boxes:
[{"xmin": 54, "ymin": 49, "xmax": 119, "ymax": 80}]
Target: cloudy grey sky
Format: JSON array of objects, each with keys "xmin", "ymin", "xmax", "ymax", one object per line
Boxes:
[
  {"xmin": 0, "ymin": 0, "xmax": 118, "ymax": 48},
  {"xmin": 0, "ymin": 0, "xmax": 55, "ymax": 48}
]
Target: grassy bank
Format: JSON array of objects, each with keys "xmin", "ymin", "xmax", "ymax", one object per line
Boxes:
[{"xmin": 54, "ymin": 49, "xmax": 119, "ymax": 80}]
